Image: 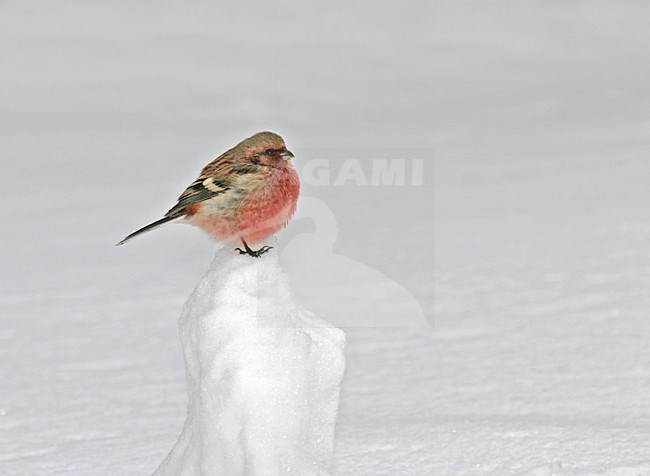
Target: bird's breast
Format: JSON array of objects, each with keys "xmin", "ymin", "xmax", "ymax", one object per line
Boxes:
[{"xmin": 235, "ymin": 168, "xmax": 300, "ymax": 243}]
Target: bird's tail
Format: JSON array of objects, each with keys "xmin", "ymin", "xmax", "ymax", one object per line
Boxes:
[{"xmin": 116, "ymin": 216, "xmax": 179, "ymax": 246}]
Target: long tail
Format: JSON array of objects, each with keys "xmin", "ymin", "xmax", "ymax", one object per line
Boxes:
[{"xmin": 116, "ymin": 216, "xmax": 179, "ymax": 246}]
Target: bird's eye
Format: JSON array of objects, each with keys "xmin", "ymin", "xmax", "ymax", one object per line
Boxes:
[{"xmin": 265, "ymin": 148, "xmax": 274, "ymax": 155}]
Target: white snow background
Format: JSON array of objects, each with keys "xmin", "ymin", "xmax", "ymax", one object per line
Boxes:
[{"xmin": 2, "ymin": 1, "xmax": 650, "ymax": 474}]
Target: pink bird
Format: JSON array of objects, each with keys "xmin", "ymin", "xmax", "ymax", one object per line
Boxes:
[{"xmin": 117, "ymin": 131, "xmax": 300, "ymax": 257}]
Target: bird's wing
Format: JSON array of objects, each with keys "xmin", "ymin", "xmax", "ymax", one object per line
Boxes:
[
  {"xmin": 165, "ymin": 175, "xmax": 231, "ymax": 217},
  {"xmin": 230, "ymin": 163, "xmax": 261, "ymax": 175},
  {"xmin": 164, "ymin": 160, "xmax": 262, "ymax": 218}
]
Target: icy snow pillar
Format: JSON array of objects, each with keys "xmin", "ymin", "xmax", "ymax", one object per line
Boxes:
[{"xmin": 153, "ymin": 242, "xmax": 346, "ymax": 476}]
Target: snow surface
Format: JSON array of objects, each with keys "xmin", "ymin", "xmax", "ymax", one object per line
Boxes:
[
  {"xmin": 2, "ymin": 1, "xmax": 650, "ymax": 475},
  {"xmin": 153, "ymin": 242, "xmax": 345, "ymax": 476}
]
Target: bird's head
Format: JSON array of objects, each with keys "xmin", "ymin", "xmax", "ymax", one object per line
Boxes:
[{"xmin": 234, "ymin": 131, "xmax": 295, "ymax": 168}]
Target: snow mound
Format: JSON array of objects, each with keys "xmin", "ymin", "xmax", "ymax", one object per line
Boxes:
[{"xmin": 153, "ymin": 240, "xmax": 346, "ymax": 476}]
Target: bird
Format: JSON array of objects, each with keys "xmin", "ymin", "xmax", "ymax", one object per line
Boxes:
[{"xmin": 117, "ymin": 131, "xmax": 300, "ymax": 257}]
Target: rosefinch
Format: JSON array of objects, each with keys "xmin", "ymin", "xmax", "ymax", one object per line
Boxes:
[{"xmin": 117, "ymin": 131, "xmax": 300, "ymax": 257}]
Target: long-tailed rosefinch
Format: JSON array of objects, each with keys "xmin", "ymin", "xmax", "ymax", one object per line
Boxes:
[{"xmin": 117, "ymin": 131, "xmax": 300, "ymax": 257}]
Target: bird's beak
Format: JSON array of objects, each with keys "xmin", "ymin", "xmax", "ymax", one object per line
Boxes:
[{"xmin": 280, "ymin": 149, "xmax": 295, "ymax": 160}]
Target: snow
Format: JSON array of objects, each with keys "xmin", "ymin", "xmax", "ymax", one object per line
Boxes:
[
  {"xmin": 2, "ymin": 0, "xmax": 650, "ymax": 475},
  {"xmin": 153, "ymin": 242, "xmax": 345, "ymax": 476}
]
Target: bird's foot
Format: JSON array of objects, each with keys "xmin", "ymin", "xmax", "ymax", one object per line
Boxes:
[{"xmin": 235, "ymin": 245, "xmax": 273, "ymax": 258}]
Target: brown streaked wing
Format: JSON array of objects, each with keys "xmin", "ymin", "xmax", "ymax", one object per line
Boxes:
[
  {"xmin": 164, "ymin": 157, "xmax": 235, "ymax": 218},
  {"xmin": 164, "ymin": 175, "xmax": 231, "ymax": 217}
]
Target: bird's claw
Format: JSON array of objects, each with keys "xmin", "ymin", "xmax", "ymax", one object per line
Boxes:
[
  {"xmin": 255, "ymin": 245, "xmax": 273, "ymax": 257},
  {"xmin": 234, "ymin": 245, "xmax": 273, "ymax": 258}
]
